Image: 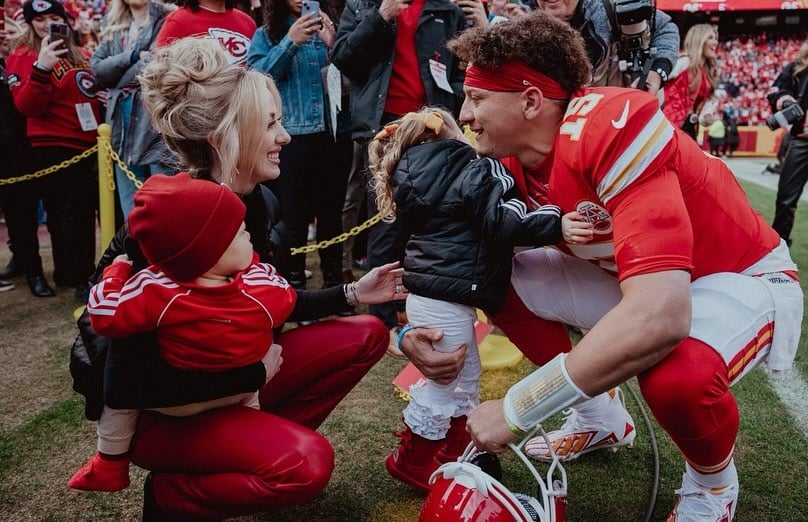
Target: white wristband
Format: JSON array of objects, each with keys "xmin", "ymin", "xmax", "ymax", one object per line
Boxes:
[{"xmin": 503, "ymin": 353, "xmax": 590, "ymax": 433}]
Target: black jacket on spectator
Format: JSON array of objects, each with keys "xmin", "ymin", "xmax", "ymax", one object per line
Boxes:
[
  {"xmin": 330, "ymin": 0, "xmax": 466, "ymax": 140},
  {"xmin": 768, "ymin": 61, "xmax": 808, "ymax": 139},
  {"xmin": 0, "ymin": 59, "xmax": 29, "ymax": 177},
  {"xmin": 393, "ymin": 140, "xmax": 562, "ymax": 315}
]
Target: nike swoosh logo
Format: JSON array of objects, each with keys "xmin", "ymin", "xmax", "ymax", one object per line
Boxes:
[{"xmin": 611, "ymin": 100, "xmax": 630, "ymax": 129}]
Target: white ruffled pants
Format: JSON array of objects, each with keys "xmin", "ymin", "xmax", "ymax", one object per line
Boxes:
[{"xmin": 403, "ymin": 294, "xmax": 481, "ymax": 440}]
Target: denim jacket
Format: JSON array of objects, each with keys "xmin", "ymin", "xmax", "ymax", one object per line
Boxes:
[{"xmin": 248, "ymin": 23, "xmax": 336, "ymax": 136}]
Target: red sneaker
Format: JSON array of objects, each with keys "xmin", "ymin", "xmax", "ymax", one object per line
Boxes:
[
  {"xmin": 435, "ymin": 416, "xmax": 471, "ymax": 464},
  {"xmin": 67, "ymin": 452, "xmax": 130, "ymax": 492}
]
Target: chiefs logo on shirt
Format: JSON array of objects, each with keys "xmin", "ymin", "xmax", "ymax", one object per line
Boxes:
[
  {"xmin": 207, "ymin": 28, "xmax": 251, "ymax": 65},
  {"xmin": 576, "ymin": 201, "xmax": 612, "ymax": 234}
]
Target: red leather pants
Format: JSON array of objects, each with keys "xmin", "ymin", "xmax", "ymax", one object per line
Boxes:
[{"xmin": 130, "ymin": 315, "xmax": 387, "ymax": 519}]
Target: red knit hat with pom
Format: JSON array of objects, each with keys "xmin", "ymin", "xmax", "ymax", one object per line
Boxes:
[{"xmin": 128, "ymin": 173, "xmax": 246, "ymax": 282}]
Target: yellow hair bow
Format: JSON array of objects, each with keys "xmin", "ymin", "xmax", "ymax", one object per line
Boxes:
[{"xmin": 372, "ymin": 111, "xmax": 445, "ymax": 141}]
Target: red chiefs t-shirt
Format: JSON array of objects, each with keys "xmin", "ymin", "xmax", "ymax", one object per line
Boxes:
[
  {"xmin": 156, "ymin": 6, "xmax": 256, "ymax": 65},
  {"xmin": 536, "ymin": 87, "xmax": 780, "ymax": 282}
]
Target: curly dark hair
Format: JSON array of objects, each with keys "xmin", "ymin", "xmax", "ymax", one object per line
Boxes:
[
  {"xmin": 263, "ymin": 0, "xmax": 337, "ymax": 44},
  {"xmin": 447, "ymin": 10, "xmax": 592, "ymax": 94}
]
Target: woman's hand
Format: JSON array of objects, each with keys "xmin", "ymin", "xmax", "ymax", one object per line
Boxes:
[
  {"xmin": 262, "ymin": 344, "xmax": 283, "ymax": 384},
  {"xmin": 289, "ymin": 12, "xmax": 323, "ymax": 45},
  {"xmin": 353, "ymin": 261, "xmax": 406, "ymax": 304},
  {"xmin": 36, "ymin": 35, "xmax": 69, "ymax": 71},
  {"xmin": 317, "ymin": 12, "xmax": 337, "ymax": 48}
]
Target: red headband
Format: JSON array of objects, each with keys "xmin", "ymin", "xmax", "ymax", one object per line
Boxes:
[{"xmin": 464, "ymin": 60, "xmax": 571, "ymax": 99}]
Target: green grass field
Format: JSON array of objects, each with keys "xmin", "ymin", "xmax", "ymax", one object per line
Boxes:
[{"xmin": 0, "ymin": 176, "xmax": 806, "ymax": 521}]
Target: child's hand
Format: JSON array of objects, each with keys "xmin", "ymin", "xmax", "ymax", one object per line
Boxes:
[
  {"xmin": 561, "ymin": 211, "xmax": 594, "ymax": 244},
  {"xmin": 112, "ymin": 254, "xmax": 132, "ymax": 265},
  {"xmin": 262, "ymin": 344, "xmax": 283, "ymax": 384}
]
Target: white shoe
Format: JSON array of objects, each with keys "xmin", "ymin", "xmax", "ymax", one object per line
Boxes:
[
  {"xmin": 524, "ymin": 387, "xmax": 636, "ymax": 462},
  {"xmin": 667, "ymin": 470, "xmax": 738, "ymax": 521}
]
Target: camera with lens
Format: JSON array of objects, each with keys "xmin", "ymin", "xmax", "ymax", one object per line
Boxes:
[
  {"xmin": 766, "ymin": 100, "xmax": 805, "ymax": 131},
  {"xmin": 615, "ymin": 0, "xmax": 655, "ymax": 86}
]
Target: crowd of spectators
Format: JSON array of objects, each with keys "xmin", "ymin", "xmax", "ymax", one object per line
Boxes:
[{"xmin": 715, "ymin": 32, "xmax": 806, "ymax": 126}]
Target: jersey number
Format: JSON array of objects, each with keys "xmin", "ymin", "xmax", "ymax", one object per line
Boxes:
[{"xmin": 559, "ymin": 93, "xmax": 604, "ymax": 141}]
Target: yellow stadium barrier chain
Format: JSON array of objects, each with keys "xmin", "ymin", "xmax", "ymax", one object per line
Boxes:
[
  {"xmin": 107, "ymin": 145, "xmax": 144, "ymax": 190},
  {"xmin": 290, "ymin": 212, "xmax": 382, "ymax": 256},
  {"xmin": 0, "ymin": 145, "xmax": 99, "ymax": 186}
]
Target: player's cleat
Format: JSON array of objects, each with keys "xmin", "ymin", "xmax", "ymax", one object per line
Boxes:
[
  {"xmin": 67, "ymin": 452, "xmax": 130, "ymax": 492},
  {"xmin": 666, "ymin": 470, "xmax": 738, "ymax": 521},
  {"xmin": 525, "ymin": 387, "xmax": 636, "ymax": 462},
  {"xmin": 385, "ymin": 425, "xmax": 444, "ymax": 493}
]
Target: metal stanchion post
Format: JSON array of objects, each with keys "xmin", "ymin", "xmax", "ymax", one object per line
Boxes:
[{"xmin": 96, "ymin": 123, "xmax": 115, "ymax": 251}]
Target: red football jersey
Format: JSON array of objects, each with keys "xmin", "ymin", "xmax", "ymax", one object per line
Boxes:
[
  {"xmin": 539, "ymin": 87, "xmax": 780, "ymax": 282},
  {"xmin": 156, "ymin": 6, "xmax": 256, "ymax": 65}
]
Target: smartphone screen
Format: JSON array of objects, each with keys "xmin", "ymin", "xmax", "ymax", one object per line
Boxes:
[
  {"xmin": 301, "ymin": 0, "xmax": 320, "ymax": 18},
  {"xmin": 48, "ymin": 22, "xmax": 69, "ymax": 48}
]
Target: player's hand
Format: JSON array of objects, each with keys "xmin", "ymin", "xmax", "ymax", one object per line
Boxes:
[
  {"xmin": 289, "ymin": 12, "xmax": 322, "ymax": 45},
  {"xmin": 399, "ymin": 327, "xmax": 466, "ymax": 384},
  {"xmin": 262, "ymin": 343, "xmax": 284, "ymax": 384},
  {"xmin": 562, "ymin": 211, "xmax": 594, "ymax": 244},
  {"xmin": 467, "ymin": 399, "xmax": 519, "ymax": 454},
  {"xmin": 379, "ymin": 0, "xmax": 411, "ymax": 22}
]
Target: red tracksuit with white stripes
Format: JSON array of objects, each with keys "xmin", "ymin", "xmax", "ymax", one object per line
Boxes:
[{"xmin": 88, "ymin": 258, "xmax": 295, "ymax": 370}]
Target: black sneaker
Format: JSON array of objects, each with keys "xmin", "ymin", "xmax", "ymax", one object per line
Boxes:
[{"xmin": 0, "ymin": 280, "xmax": 14, "ymax": 292}]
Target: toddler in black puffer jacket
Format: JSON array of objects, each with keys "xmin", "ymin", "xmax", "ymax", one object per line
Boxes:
[{"xmin": 368, "ymin": 108, "xmax": 593, "ymax": 492}]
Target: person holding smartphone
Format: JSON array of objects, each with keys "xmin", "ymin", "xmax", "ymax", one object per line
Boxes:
[
  {"xmin": 5, "ymin": 0, "xmax": 103, "ymax": 301},
  {"xmin": 247, "ymin": 0, "xmax": 351, "ymax": 291}
]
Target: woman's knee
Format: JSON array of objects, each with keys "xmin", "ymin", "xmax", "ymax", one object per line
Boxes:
[{"xmin": 271, "ymin": 433, "xmax": 335, "ymax": 503}]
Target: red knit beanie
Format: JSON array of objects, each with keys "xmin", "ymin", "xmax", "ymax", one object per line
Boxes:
[{"xmin": 128, "ymin": 173, "xmax": 247, "ymax": 282}]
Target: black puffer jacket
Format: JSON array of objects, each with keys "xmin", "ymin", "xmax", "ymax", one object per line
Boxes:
[
  {"xmin": 330, "ymin": 0, "xmax": 466, "ymax": 140},
  {"xmin": 394, "ymin": 141, "xmax": 562, "ymax": 314}
]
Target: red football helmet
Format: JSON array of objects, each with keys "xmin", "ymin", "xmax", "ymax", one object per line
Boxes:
[{"xmin": 419, "ymin": 427, "xmax": 567, "ymax": 522}]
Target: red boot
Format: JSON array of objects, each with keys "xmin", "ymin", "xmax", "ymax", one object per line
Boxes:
[
  {"xmin": 436, "ymin": 415, "xmax": 471, "ymax": 464},
  {"xmin": 385, "ymin": 425, "xmax": 444, "ymax": 493},
  {"xmin": 67, "ymin": 452, "xmax": 130, "ymax": 492}
]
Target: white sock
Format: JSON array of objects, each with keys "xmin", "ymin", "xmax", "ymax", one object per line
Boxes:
[{"xmin": 686, "ymin": 459, "xmax": 738, "ymax": 489}]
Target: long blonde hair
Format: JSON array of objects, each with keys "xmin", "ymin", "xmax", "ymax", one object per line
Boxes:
[
  {"xmin": 682, "ymin": 24, "xmax": 718, "ymax": 95},
  {"xmin": 368, "ymin": 108, "xmax": 461, "ymax": 223},
  {"xmin": 139, "ymin": 38, "xmax": 282, "ymax": 189},
  {"xmin": 98, "ymin": 0, "xmax": 139, "ymax": 40}
]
